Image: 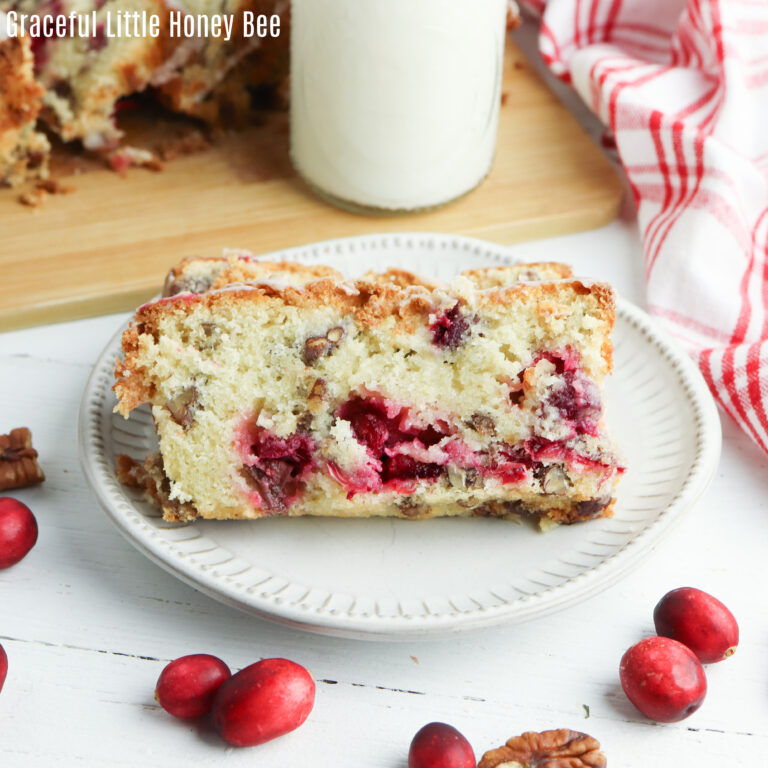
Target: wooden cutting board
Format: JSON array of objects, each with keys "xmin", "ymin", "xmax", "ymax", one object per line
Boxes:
[{"xmin": 0, "ymin": 41, "xmax": 622, "ymax": 332}]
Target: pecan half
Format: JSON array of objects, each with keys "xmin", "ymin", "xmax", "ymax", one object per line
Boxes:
[
  {"xmin": 466, "ymin": 412, "xmax": 496, "ymax": 436},
  {"xmin": 447, "ymin": 465, "xmax": 479, "ymax": 490},
  {"xmin": 117, "ymin": 454, "xmax": 198, "ymax": 523},
  {"xmin": 575, "ymin": 496, "xmax": 612, "ymax": 519},
  {"xmin": 0, "ymin": 428, "xmax": 45, "ymax": 491},
  {"xmin": 325, "ymin": 326, "xmax": 344, "ymax": 344},
  {"xmin": 396, "ymin": 497, "xmax": 430, "ymax": 518},
  {"xmin": 307, "ymin": 378, "xmax": 327, "ymax": 412},
  {"xmin": 478, "ymin": 729, "xmax": 606, "ymax": 768},
  {"xmin": 198, "ymin": 322, "xmax": 221, "ymax": 350},
  {"xmin": 472, "ymin": 499, "xmax": 525, "ymax": 518},
  {"xmin": 303, "ymin": 326, "xmax": 345, "ymax": 364},
  {"xmin": 162, "ymin": 273, "xmax": 216, "ymax": 297},
  {"xmin": 298, "ymin": 378, "xmax": 327, "ymax": 430},
  {"xmin": 165, "ymin": 387, "xmax": 199, "ymax": 430},
  {"xmin": 537, "ymin": 465, "xmax": 571, "ymax": 495},
  {"xmin": 303, "ymin": 336, "xmax": 330, "ymax": 363}
]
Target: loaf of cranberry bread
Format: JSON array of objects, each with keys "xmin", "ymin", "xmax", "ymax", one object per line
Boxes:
[
  {"xmin": 155, "ymin": 0, "xmax": 290, "ymax": 124},
  {"xmin": 2, "ymin": 0, "xmax": 171, "ymax": 153},
  {"xmin": 115, "ymin": 264, "xmax": 621, "ymax": 525},
  {"xmin": 0, "ymin": 19, "xmax": 49, "ymax": 186},
  {"xmin": 0, "ymin": 1, "xmax": 288, "ymax": 162}
]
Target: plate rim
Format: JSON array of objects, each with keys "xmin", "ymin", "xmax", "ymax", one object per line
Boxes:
[{"xmin": 78, "ymin": 232, "xmax": 722, "ymax": 640}]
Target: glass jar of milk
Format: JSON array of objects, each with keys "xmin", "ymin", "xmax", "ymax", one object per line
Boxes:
[{"xmin": 290, "ymin": 0, "xmax": 508, "ymax": 214}]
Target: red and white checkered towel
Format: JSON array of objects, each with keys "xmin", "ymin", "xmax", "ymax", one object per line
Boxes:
[{"xmin": 521, "ymin": 0, "xmax": 768, "ymax": 455}]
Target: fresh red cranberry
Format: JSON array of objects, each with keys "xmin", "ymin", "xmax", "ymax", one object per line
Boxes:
[
  {"xmin": 619, "ymin": 636, "xmax": 707, "ymax": 722},
  {"xmin": 430, "ymin": 303, "xmax": 473, "ymax": 350},
  {"xmin": 0, "ymin": 498, "xmax": 38, "ymax": 569},
  {"xmin": 155, "ymin": 654, "xmax": 231, "ymax": 719},
  {"xmin": 212, "ymin": 658, "xmax": 315, "ymax": 747},
  {"xmin": 0, "ymin": 644, "xmax": 7, "ymax": 694},
  {"xmin": 654, "ymin": 587, "xmax": 739, "ymax": 664},
  {"xmin": 243, "ymin": 428, "xmax": 315, "ymax": 513},
  {"xmin": 408, "ymin": 722, "xmax": 475, "ymax": 768}
]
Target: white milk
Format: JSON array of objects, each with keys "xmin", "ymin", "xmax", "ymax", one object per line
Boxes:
[{"xmin": 290, "ymin": 0, "xmax": 508, "ymax": 212}]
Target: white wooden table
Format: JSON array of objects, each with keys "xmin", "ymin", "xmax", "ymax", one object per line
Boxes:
[{"xmin": 2, "ymin": 29, "xmax": 767, "ymax": 768}]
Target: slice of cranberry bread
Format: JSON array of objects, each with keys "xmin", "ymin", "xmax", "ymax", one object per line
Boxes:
[
  {"xmin": 0, "ymin": 22, "xmax": 49, "ymax": 186},
  {"xmin": 115, "ymin": 271, "xmax": 621, "ymax": 525}
]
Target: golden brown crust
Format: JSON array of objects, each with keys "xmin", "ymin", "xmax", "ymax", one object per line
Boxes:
[
  {"xmin": 136, "ymin": 277, "xmax": 430, "ymax": 332},
  {"xmin": 479, "ymin": 279, "xmax": 614, "ymax": 320},
  {"xmin": 163, "ymin": 255, "xmax": 343, "ymax": 296},
  {"xmin": 0, "ymin": 35, "xmax": 49, "ymax": 186},
  {"xmin": 0, "ymin": 37, "xmax": 44, "ymax": 133},
  {"xmin": 461, "ymin": 263, "xmax": 574, "ymax": 285},
  {"xmin": 588, "ymin": 282, "xmax": 616, "ymax": 372},
  {"xmin": 544, "ymin": 497, "xmax": 615, "ymax": 524},
  {"xmin": 361, "ymin": 267, "xmax": 444, "ymax": 290},
  {"xmin": 470, "ymin": 496, "xmax": 614, "ymax": 524},
  {"xmin": 117, "ymin": 453, "xmax": 199, "ymax": 522},
  {"xmin": 210, "ymin": 260, "xmax": 343, "ymax": 290},
  {"xmin": 114, "ymin": 325, "xmax": 155, "ymax": 415},
  {"xmin": 140, "ymin": 275, "xmax": 613, "ymax": 331}
]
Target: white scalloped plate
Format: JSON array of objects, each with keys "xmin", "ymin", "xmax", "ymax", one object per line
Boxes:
[{"xmin": 79, "ymin": 233, "xmax": 721, "ymax": 640}]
